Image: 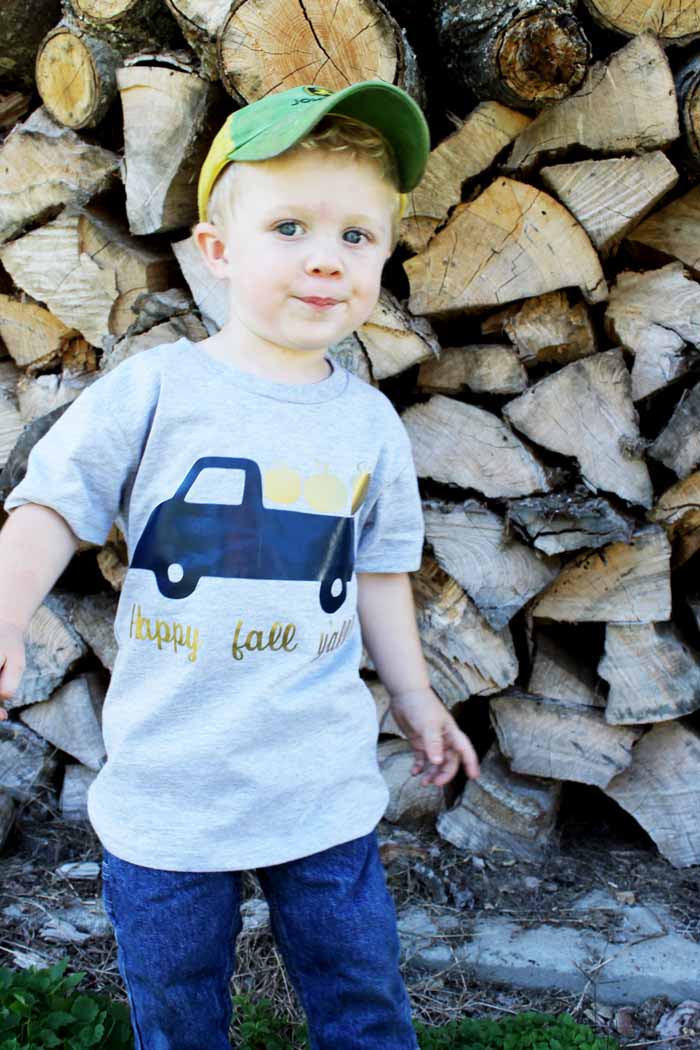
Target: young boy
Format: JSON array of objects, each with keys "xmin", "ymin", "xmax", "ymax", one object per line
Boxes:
[{"xmin": 0, "ymin": 81, "xmax": 479, "ymax": 1049}]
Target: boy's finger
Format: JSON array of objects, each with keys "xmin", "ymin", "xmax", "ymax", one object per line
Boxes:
[
  {"xmin": 421, "ymin": 749, "xmax": 459, "ymax": 786},
  {"xmin": 424, "ymin": 733, "xmax": 444, "ymax": 766},
  {"xmin": 0, "ymin": 653, "xmax": 24, "ymax": 703},
  {"xmin": 442, "ymin": 725, "xmax": 480, "ymax": 780},
  {"xmin": 459, "ymin": 738, "xmax": 480, "ymax": 779}
]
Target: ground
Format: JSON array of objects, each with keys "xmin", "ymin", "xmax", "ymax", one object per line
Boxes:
[{"xmin": 1, "ymin": 782, "xmax": 698, "ymax": 1049}]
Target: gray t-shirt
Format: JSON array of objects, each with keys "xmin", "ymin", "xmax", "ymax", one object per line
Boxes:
[{"xmin": 5, "ymin": 337, "xmax": 424, "ymax": 870}]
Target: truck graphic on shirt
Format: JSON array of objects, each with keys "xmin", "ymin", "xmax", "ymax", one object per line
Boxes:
[{"xmin": 130, "ymin": 456, "xmax": 355, "ymax": 612}]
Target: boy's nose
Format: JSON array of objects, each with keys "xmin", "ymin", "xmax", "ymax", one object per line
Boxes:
[
  {"xmin": 304, "ymin": 239, "xmax": 343, "ymax": 276},
  {"xmin": 307, "ymin": 261, "xmax": 342, "ymax": 276}
]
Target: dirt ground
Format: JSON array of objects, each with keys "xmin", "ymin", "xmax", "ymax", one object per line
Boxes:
[{"xmin": 1, "ymin": 780, "xmax": 699, "ymax": 1049}]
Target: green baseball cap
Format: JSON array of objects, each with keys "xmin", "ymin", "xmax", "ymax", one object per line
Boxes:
[{"xmin": 197, "ymin": 80, "xmax": 430, "ymax": 223}]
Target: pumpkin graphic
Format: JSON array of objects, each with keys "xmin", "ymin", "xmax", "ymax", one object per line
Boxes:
[
  {"xmin": 304, "ymin": 463, "xmax": 347, "ymax": 513},
  {"xmin": 264, "ymin": 464, "xmax": 302, "ymax": 504}
]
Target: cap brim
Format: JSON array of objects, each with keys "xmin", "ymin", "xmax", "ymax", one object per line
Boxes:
[{"xmin": 232, "ymin": 80, "xmax": 430, "ymax": 193}]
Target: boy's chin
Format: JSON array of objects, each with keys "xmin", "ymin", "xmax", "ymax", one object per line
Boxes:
[{"xmin": 286, "ymin": 322, "xmax": 357, "ymax": 348}]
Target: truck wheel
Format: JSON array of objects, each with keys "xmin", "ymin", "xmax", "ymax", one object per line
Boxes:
[
  {"xmin": 320, "ymin": 571, "xmax": 347, "ymax": 613},
  {"xmin": 155, "ymin": 567, "xmax": 198, "ymax": 600}
]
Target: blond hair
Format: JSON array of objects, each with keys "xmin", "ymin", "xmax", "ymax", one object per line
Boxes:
[{"xmin": 206, "ymin": 112, "xmax": 403, "ymax": 250}]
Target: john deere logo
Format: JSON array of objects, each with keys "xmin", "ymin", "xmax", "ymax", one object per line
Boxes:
[{"xmin": 292, "ymin": 85, "xmax": 334, "ymax": 107}]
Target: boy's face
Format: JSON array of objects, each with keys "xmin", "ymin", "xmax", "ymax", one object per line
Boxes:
[{"xmin": 198, "ymin": 148, "xmax": 396, "ymax": 361}]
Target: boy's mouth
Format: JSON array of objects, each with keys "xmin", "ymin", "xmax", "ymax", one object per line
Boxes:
[{"xmin": 297, "ymin": 297, "xmax": 340, "ymax": 307}]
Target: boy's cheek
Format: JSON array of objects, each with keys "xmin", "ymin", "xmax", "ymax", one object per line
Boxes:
[{"xmin": 351, "ymin": 293, "xmax": 382, "ymax": 331}]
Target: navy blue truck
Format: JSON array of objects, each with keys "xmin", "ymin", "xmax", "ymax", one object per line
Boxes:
[{"xmin": 130, "ymin": 456, "xmax": 355, "ymax": 613}]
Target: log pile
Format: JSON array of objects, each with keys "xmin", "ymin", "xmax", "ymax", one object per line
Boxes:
[{"xmin": 1, "ymin": 0, "xmax": 700, "ymax": 869}]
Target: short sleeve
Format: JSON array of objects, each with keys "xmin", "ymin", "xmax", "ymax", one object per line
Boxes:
[
  {"xmin": 3, "ymin": 355, "xmax": 158, "ymax": 546},
  {"xmin": 354, "ymin": 459, "xmax": 425, "ymax": 574}
]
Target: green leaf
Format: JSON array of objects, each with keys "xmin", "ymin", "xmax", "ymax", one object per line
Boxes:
[
  {"xmin": 46, "ymin": 1009, "xmax": 79, "ymax": 1029},
  {"xmin": 37, "ymin": 1029, "xmax": 63, "ymax": 1047},
  {"xmin": 71, "ymin": 996, "xmax": 100, "ymax": 1023}
]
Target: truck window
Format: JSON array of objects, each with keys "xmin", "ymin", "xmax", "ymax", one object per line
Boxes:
[{"xmin": 184, "ymin": 467, "xmax": 246, "ymax": 505}]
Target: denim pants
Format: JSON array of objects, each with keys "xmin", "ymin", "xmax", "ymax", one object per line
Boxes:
[{"xmin": 100, "ymin": 829, "xmax": 419, "ymax": 1050}]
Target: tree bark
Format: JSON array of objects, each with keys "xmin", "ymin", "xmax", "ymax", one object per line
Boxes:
[
  {"xmin": 507, "ymin": 490, "xmax": 635, "ymax": 555},
  {"xmin": 0, "ymin": 0, "xmax": 61, "ymax": 90},
  {"xmin": 163, "ymin": 0, "xmax": 232, "ymax": 81},
  {"xmin": 433, "ymin": 0, "xmax": 590, "ymax": 110},
  {"xmin": 677, "ymin": 53, "xmax": 700, "ymax": 172},
  {"xmin": 65, "ymin": 0, "xmax": 183, "ymax": 54}
]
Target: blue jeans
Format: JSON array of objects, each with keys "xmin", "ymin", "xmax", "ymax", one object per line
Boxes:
[{"xmin": 100, "ymin": 829, "xmax": 419, "ymax": 1050}]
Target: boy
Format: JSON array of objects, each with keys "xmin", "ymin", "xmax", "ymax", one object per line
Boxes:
[{"xmin": 0, "ymin": 81, "xmax": 479, "ymax": 1048}]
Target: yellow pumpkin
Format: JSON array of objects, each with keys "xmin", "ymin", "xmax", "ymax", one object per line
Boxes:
[
  {"xmin": 304, "ymin": 463, "xmax": 347, "ymax": 513},
  {"xmin": 264, "ymin": 465, "xmax": 302, "ymax": 505}
]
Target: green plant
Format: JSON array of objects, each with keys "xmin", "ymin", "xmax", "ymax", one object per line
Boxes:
[
  {"xmin": 229, "ymin": 996, "xmax": 619, "ymax": 1050},
  {"xmin": 414, "ymin": 1009, "xmax": 619, "ymax": 1049},
  {"xmin": 231, "ymin": 994, "xmax": 308, "ymax": 1049},
  {"xmin": 0, "ymin": 958, "xmax": 132, "ymax": 1049},
  {"xmin": 0, "ymin": 959, "xmax": 619, "ymax": 1050}
]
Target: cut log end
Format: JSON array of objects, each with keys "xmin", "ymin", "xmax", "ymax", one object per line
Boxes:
[
  {"xmin": 497, "ymin": 10, "xmax": 589, "ymax": 106},
  {"xmin": 218, "ymin": 0, "xmax": 403, "ymax": 103},
  {"xmin": 35, "ymin": 25, "xmax": 118, "ymax": 129},
  {"xmin": 73, "ymin": 0, "xmax": 142, "ymax": 19},
  {"xmin": 583, "ymin": 0, "xmax": 700, "ymax": 45}
]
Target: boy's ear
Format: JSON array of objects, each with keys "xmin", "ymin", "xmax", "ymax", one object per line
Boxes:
[{"xmin": 192, "ymin": 221, "xmax": 230, "ymax": 278}]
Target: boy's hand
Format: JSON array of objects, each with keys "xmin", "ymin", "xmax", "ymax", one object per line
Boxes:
[
  {"xmin": 388, "ymin": 686, "xmax": 480, "ymax": 788},
  {"xmin": 0, "ymin": 622, "xmax": 26, "ymax": 721}
]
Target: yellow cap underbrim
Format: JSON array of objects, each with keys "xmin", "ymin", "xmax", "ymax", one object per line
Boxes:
[{"xmin": 197, "ymin": 117, "xmax": 236, "ymax": 223}]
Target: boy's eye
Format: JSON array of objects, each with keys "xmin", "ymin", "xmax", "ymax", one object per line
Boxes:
[
  {"xmin": 343, "ymin": 229, "xmax": 369, "ymax": 245},
  {"xmin": 275, "ymin": 221, "xmax": 303, "ymax": 237}
]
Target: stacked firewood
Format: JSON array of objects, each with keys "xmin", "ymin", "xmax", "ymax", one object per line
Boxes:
[{"xmin": 1, "ymin": 0, "xmax": 700, "ymax": 869}]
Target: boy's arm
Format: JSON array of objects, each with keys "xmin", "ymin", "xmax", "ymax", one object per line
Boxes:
[
  {"xmin": 0, "ymin": 503, "xmax": 79, "ymax": 717},
  {"xmin": 356, "ymin": 571, "xmax": 479, "ymax": 786}
]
